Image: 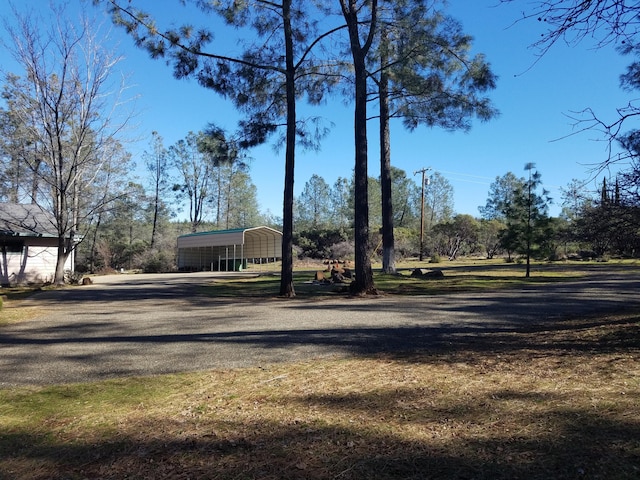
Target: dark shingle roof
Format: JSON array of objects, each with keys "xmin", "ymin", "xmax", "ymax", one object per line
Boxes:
[{"xmin": 0, "ymin": 203, "xmax": 58, "ymax": 237}]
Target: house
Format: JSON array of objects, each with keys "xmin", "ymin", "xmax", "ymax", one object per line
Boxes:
[
  {"xmin": 0, "ymin": 203, "xmax": 74, "ymax": 285},
  {"xmin": 177, "ymin": 226, "xmax": 283, "ymax": 272}
]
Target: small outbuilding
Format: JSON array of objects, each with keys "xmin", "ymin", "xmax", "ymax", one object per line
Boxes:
[
  {"xmin": 0, "ymin": 202, "xmax": 74, "ymax": 285},
  {"xmin": 177, "ymin": 226, "xmax": 283, "ymax": 272}
]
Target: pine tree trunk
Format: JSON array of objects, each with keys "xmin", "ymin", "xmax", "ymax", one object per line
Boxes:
[
  {"xmin": 342, "ymin": 0, "xmax": 377, "ymax": 295},
  {"xmin": 379, "ymin": 30, "xmax": 396, "ymax": 274},
  {"xmin": 279, "ymin": 0, "xmax": 296, "ymax": 298}
]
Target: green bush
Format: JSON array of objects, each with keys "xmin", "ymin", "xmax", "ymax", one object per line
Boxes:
[{"xmin": 429, "ymin": 254, "xmax": 442, "ymax": 264}]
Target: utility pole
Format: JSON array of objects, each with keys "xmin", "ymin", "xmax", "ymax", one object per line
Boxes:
[{"xmin": 413, "ymin": 167, "xmax": 431, "ymax": 262}]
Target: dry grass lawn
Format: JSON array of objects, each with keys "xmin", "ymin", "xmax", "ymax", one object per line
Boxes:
[{"xmin": 1, "ymin": 311, "xmax": 639, "ymax": 479}]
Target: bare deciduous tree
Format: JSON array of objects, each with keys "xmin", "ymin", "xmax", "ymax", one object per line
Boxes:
[
  {"xmin": 144, "ymin": 132, "xmax": 170, "ymax": 249},
  {"xmin": 503, "ymin": 0, "xmax": 640, "ymax": 52},
  {"xmin": 503, "ymin": 1, "xmax": 640, "ymax": 181},
  {"xmin": 2, "ymin": 4, "xmax": 135, "ymax": 283}
]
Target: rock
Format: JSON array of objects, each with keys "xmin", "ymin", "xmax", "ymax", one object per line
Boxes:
[
  {"xmin": 423, "ymin": 269, "xmax": 444, "ymax": 279},
  {"xmin": 411, "ymin": 268, "xmax": 444, "ymax": 279},
  {"xmin": 331, "ymin": 271, "xmax": 346, "ymax": 283}
]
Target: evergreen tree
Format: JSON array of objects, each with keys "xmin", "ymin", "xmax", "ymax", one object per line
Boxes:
[
  {"xmin": 479, "ymin": 172, "xmax": 525, "ymax": 221},
  {"xmin": 367, "ymin": 176, "xmax": 383, "ymax": 229},
  {"xmin": 338, "ymin": 0, "xmax": 379, "ymax": 294},
  {"xmin": 296, "ymin": 174, "xmax": 332, "ymax": 231},
  {"xmin": 100, "ymin": 0, "xmax": 339, "ymax": 297},
  {"xmin": 575, "ymin": 175, "xmax": 640, "ymax": 258},
  {"xmin": 500, "ymin": 164, "xmax": 552, "ymax": 277},
  {"xmin": 370, "ymin": 1, "xmax": 497, "ymax": 273},
  {"xmin": 330, "ymin": 176, "xmax": 352, "ymax": 230},
  {"xmin": 226, "ymin": 170, "xmax": 261, "ymax": 229},
  {"xmin": 198, "ymin": 124, "xmax": 247, "ymax": 229},
  {"xmin": 0, "ymin": 74, "xmax": 41, "ymax": 203}
]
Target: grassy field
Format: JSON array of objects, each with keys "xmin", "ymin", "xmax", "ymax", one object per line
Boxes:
[
  {"xmin": 1, "ymin": 260, "xmax": 639, "ymax": 479},
  {"xmin": 202, "ymin": 258, "xmax": 634, "ymax": 297}
]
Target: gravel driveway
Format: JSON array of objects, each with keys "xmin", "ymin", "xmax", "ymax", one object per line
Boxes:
[{"xmin": 1, "ymin": 268, "xmax": 639, "ymax": 387}]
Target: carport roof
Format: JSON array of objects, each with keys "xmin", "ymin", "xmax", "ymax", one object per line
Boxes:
[{"xmin": 177, "ymin": 226, "xmax": 282, "ymax": 249}]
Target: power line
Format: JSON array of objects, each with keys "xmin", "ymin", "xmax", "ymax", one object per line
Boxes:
[
  {"xmin": 444, "ymin": 177, "xmax": 492, "ymax": 186},
  {"xmin": 438, "ymin": 170, "xmax": 565, "ymax": 191},
  {"xmin": 437, "ymin": 170, "xmax": 494, "ymax": 181}
]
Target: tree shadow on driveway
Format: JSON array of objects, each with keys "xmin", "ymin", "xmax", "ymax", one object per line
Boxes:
[{"xmin": 2, "ymin": 269, "xmax": 639, "ymax": 386}]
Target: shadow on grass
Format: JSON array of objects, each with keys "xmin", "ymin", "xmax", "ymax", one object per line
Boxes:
[
  {"xmin": 1, "ymin": 396, "xmax": 638, "ymax": 479},
  {"xmin": 202, "ymin": 270, "xmax": 592, "ymax": 298},
  {"xmin": 2, "ymin": 310, "xmax": 639, "ymax": 479}
]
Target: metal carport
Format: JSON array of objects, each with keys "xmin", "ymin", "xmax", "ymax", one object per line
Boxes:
[{"xmin": 176, "ymin": 226, "xmax": 283, "ymax": 271}]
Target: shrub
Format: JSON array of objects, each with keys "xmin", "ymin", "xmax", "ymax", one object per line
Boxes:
[
  {"xmin": 139, "ymin": 250, "xmax": 175, "ymax": 273},
  {"xmin": 294, "ymin": 228, "xmax": 350, "ymax": 259},
  {"xmin": 429, "ymin": 254, "xmax": 442, "ymax": 264},
  {"xmin": 329, "ymin": 240, "xmax": 355, "ymax": 261},
  {"xmin": 64, "ymin": 270, "xmax": 84, "ymax": 285},
  {"xmin": 394, "ymin": 228, "xmax": 419, "ymax": 260}
]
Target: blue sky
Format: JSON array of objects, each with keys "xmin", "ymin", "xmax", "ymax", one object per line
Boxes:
[{"xmin": 1, "ymin": 0, "xmax": 633, "ymax": 219}]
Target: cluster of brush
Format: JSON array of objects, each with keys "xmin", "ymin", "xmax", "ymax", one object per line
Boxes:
[{"xmin": 313, "ymin": 260, "xmax": 354, "ymax": 284}]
